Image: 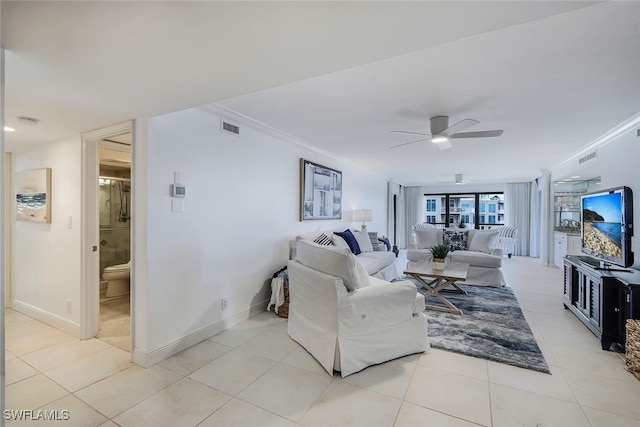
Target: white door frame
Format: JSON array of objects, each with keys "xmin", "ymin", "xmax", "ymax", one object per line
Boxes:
[{"xmin": 81, "ymin": 121, "xmax": 133, "ymax": 343}]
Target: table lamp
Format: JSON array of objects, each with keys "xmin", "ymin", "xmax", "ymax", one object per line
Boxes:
[{"xmin": 353, "ymin": 209, "xmax": 372, "ymax": 231}]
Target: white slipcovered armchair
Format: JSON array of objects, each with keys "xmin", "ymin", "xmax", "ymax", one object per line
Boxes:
[
  {"xmin": 490, "ymin": 226, "xmax": 519, "ymax": 258},
  {"xmin": 288, "ymin": 239, "xmax": 429, "ymax": 377}
]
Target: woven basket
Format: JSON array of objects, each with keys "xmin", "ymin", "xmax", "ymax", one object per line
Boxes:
[
  {"xmin": 276, "ymin": 283, "xmax": 290, "ymax": 318},
  {"xmin": 626, "ymin": 319, "xmax": 640, "ymax": 380}
]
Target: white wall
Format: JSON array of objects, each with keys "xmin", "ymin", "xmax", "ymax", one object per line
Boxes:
[
  {"xmin": 4, "ymin": 153, "xmax": 11, "ymax": 308},
  {"xmin": 11, "ymin": 138, "xmax": 82, "ymax": 334},
  {"xmin": 419, "ymin": 183, "xmax": 505, "ymax": 195},
  {"xmin": 134, "ymin": 106, "xmax": 388, "ymax": 360},
  {"xmin": 552, "ymin": 126, "xmax": 640, "ymax": 269}
]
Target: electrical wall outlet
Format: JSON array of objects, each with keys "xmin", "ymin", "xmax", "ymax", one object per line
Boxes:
[
  {"xmin": 66, "ymin": 299, "xmax": 72, "ymax": 314},
  {"xmin": 221, "ymin": 298, "xmax": 229, "ymax": 312}
]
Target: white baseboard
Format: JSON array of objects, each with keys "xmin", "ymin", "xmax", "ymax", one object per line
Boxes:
[
  {"xmin": 12, "ymin": 300, "xmax": 81, "ymax": 338},
  {"xmin": 133, "ymin": 298, "xmax": 270, "ymax": 368}
]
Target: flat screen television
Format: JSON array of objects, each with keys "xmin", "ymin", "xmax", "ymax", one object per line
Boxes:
[{"xmin": 581, "ymin": 186, "xmax": 634, "ymax": 268}]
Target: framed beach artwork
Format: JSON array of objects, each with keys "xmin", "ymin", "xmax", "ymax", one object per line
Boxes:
[
  {"xmin": 15, "ymin": 168, "xmax": 52, "ymax": 224},
  {"xmin": 300, "ymin": 158, "xmax": 342, "ymax": 221}
]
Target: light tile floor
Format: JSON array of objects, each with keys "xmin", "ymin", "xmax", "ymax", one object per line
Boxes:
[{"xmin": 4, "ymin": 253, "xmax": 640, "ymax": 426}]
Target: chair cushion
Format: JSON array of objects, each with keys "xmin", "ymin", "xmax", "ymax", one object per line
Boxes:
[
  {"xmin": 406, "ymin": 249, "xmax": 432, "ymax": 262},
  {"xmin": 415, "ymin": 228, "xmax": 440, "ymax": 249},
  {"xmin": 334, "ymin": 229, "xmax": 361, "ymax": 255},
  {"xmin": 313, "ymin": 232, "xmax": 335, "ymax": 246},
  {"xmin": 357, "ymin": 251, "xmax": 395, "ymax": 274},
  {"xmin": 352, "ymin": 229, "xmax": 374, "ymax": 253},
  {"xmin": 443, "ymin": 230, "xmax": 469, "ymax": 251},
  {"xmin": 449, "ymin": 250, "xmax": 503, "ymax": 268},
  {"xmin": 468, "ymin": 230, "xmax": 499, "ymax": 254},
  {"xmin": 296, "ymin": 239, "xmax": 369, "ymax": 291}
]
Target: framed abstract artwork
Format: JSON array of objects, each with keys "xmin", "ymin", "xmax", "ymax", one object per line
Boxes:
[
  {"xmin": 15, "ymin": 168, "xmax": 52, "ymax": 223},
  {"xmin": 300, "ymin": 159, "xmax": 342, "ymax": 221}
]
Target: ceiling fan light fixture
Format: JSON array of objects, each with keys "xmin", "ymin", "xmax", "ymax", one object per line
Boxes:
[{"xmin": 431, "ymin": 135, "xmax": 449, "ymax": 143}]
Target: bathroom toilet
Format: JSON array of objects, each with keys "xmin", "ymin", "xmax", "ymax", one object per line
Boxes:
[{"xmin": 103, "ymin": 261, "xmax": 131, "ymax": 297}]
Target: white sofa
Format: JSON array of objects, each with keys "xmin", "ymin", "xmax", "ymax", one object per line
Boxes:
[
  {"xmin": 288, "ymin": 239, "xmax": 429, "ymax": 377},
  {"xmin": 289, "ymin": 229, "xmax": 398, "ymax": 281},
  {"xmin": 407, "ymin": 225, "xmax": 506, "ymax": 287}
]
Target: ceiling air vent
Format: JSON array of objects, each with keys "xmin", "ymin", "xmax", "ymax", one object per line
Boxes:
[
  {"xmin": 578, "ymin": 151, "xmax": 597, "ymax": 164},
  {"xmin": 221, "ymin": 119, "xmax": 240, "ymax": 135}
]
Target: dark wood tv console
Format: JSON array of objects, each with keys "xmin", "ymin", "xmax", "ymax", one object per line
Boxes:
[{"xmin": 563, "ymin": 255, "xmax": 640, "ymax": 350}]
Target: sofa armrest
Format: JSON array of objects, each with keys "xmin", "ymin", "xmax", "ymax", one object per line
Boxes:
[
  {"xmin": 372, "ymin": 242, "xmax": 386, "ymax": 251},
  {"xmin": 408, "ymin": 243, "xmax": 419, "ymax": 250},
  {"xmin": 338, "ymin": 281, "xmax": 422, "ymax": 330},
  {"xmin": 490, "ymin": 247, "xmax": 504, "ymax": 257}
]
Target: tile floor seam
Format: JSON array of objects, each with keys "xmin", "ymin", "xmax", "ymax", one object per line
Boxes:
[
  {"xmin": 230, "ymin": 395, "xmax": 301, "ymax": 426},
  {"xmin": 581, "ymin": 403, "xmax": 640, "ymax": 423},
  {"xmin": 403, "ymin": 400, "xmax": 490, "ymax": 427},
  {"xmin": 72, "ymin": 370, "xmax": 187, "ymax": 421},
  {"xmin": 487, "ymin": 378, "xmax": 581, "ymax": 407},
  {"xmin": 289, "ymin": 371, "xmax": 341, "ymax": 426},
  {"xmin": 69, "ymin": 392, "xmax": 115, "ymax": 421},
  {"xmin": 398, "ymin": 354, "xmax": 420, "ymax": 403},
  {"xmin": 557, "ymin": 364, "xmax": 636, "ymax": 384}
]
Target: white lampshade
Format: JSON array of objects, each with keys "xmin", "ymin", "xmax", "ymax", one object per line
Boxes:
[
  {"xmin": 353, "ymin": 209, "xmax": 372, "ymax": 222},
  {"xmin": 353, "ymin": 209, "xmax": 372, "ymax": 230}
]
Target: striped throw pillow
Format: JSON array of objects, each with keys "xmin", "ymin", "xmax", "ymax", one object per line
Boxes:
[{"xmin": 313, "ymin": 233, "xmax": 334, "ymax": 246}]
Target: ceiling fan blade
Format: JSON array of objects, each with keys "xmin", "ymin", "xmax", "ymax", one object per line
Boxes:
[
  {"xmin": 443, "ymin": 118, "xmax": 479, "ymax": 135},
  {"xmin": 449, "ymin": 130, "xmax": 504, "ymax": 139},
  {"xmin": 391, "ymin": 131, "xmax": 430, "ymax": 136},
  {"xmin": 390, "ymin": 138, "xmax": 430, "ymax": 149},
  {"xmin": 433, "ymin": 140, "xmax": 452, "ymax": 150}
]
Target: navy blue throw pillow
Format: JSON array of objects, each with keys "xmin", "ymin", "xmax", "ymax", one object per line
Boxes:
[{"xmin": 334, "ymin": 229, "xmax": 361, "ymax": 255}]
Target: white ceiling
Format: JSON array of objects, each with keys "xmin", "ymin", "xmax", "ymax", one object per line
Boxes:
[{"xmin": 3, "ymin": 1, "xmax": 639, "ymax": 186}]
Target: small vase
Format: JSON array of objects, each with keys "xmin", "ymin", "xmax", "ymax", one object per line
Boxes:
[{"xmin": 433, "ymin": 258, "xmax": 448, "ymax": 270}]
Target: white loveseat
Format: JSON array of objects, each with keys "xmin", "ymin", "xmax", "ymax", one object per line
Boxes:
[
  {"xmin": 288, "ymin": 239, "xmax": 429, "ymax": 377},
  {"xmin": 289, "ymin": 229, "xmax": 398, "ymax": 281},
  {"xmin": 407, "ymin": 225, "xmax": 506, "ymax": 287}
]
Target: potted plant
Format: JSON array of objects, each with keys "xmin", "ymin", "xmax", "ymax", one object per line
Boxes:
[{"xmin": 430, "ymin": 244, "xmax": 450, "ymax": 270}]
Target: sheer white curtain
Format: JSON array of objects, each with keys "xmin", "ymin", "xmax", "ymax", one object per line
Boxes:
[
  {"xmin": 505, "ymin": 182, "xmax": 532, "ymax": 256},
  {"xmin": 397, "ymin": 187, "xmax": 406, "ymax": 248},
  {"xmin": 529, "ymin": 178, "xmax": 541, "ymax": 257},
  {"xmin": 537, "ymin": 172, "xmax": 553, "ymax": 265},
  {"xmin": 402, "ymin": 186, "xmax": 422, "ymax": 249}
]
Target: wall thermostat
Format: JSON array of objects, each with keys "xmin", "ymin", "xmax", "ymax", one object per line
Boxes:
[{"xmin": 172, "ymin": 184, "xmax": 186, "ymax": 198}]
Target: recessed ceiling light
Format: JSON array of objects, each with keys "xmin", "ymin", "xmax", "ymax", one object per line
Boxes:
[
  {"xmin": 571, "ymin": 175, "xmax": 581, "ymax": 179},
  {"xmin": 4, "ymin": 126, "xmax": 15, "ymax": 132}
]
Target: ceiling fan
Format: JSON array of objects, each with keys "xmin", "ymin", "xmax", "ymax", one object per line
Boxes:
[{"xmin": 391, "ymin": 115, "xmax": 503, "ymax": 150}]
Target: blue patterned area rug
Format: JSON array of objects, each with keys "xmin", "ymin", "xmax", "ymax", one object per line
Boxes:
[{"xmin": 409, "ymin": 280, "xmax": 550, "ymax": 374}]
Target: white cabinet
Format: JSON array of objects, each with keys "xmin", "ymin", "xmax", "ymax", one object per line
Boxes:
[{"xmin": 554, "ymin": 232, "xmax": 581, "ymax": 268}]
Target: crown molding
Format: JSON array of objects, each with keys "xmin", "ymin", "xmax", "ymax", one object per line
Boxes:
[{"xmin": 551, "ymin": 112, "xmax": 640, "ymax": 173}]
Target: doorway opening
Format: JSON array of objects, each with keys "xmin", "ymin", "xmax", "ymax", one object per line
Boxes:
[{"xmin": 95, "ymin": 136, "xmax": 132, "ymax": 351}]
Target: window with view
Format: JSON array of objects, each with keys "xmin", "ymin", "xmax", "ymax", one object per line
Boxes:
[{"xmin": 422, "ymin": 192, "xmax": 504, "ymax": 228}]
